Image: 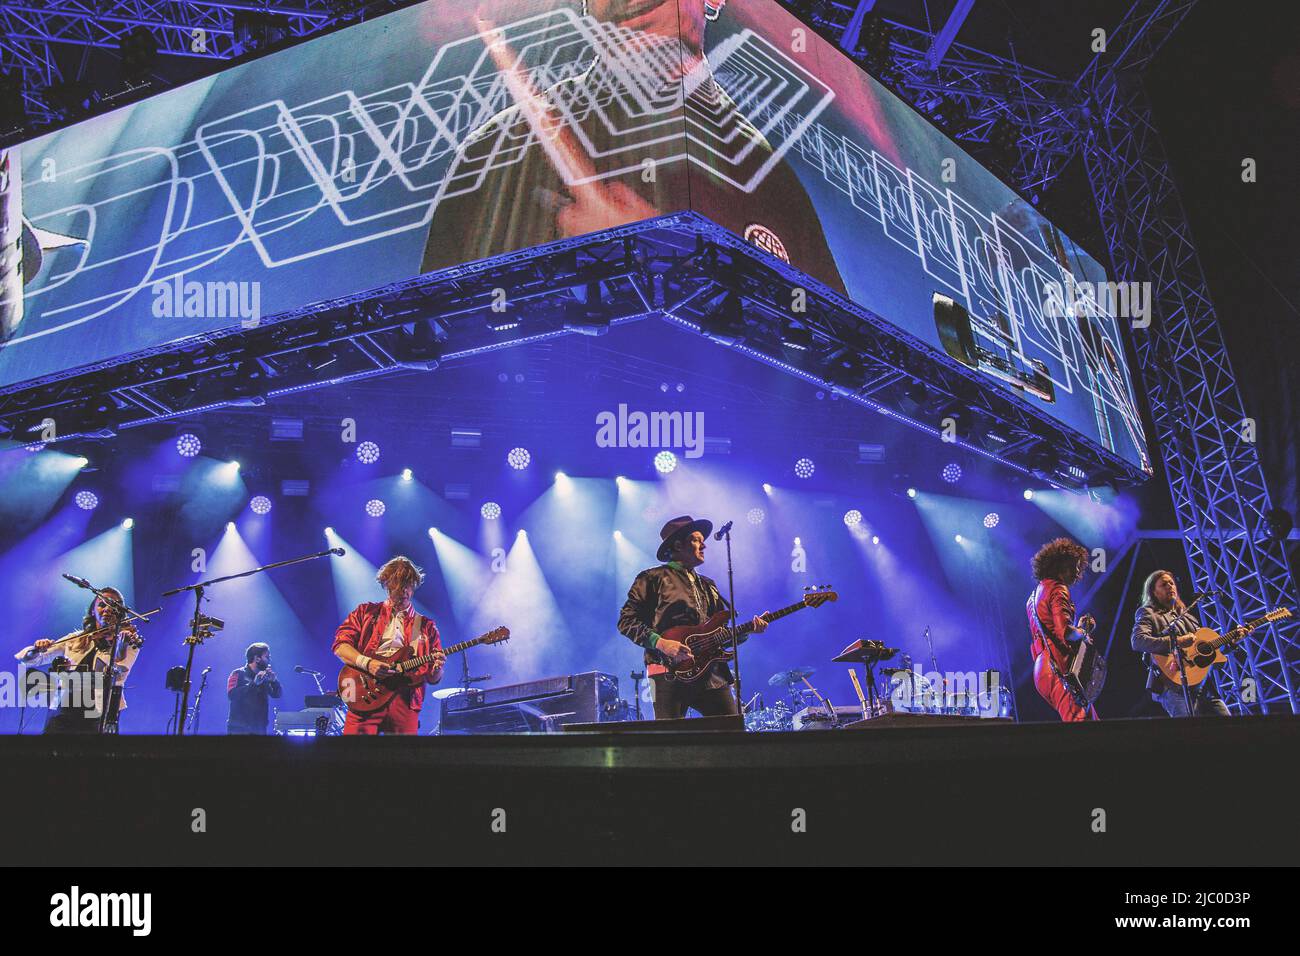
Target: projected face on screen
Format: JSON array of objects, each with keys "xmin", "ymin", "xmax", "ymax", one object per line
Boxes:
[{"xmin": 0, "ymin": 0, "xmax": 1147, "ymax": 472}]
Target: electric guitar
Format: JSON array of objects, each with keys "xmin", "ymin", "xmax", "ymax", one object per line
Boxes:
[
  {"xmin": 1151, "ymin": 607, "xmax": 1291, "ymax": 687},
  {"xmin": 338, "ymin": 626, "xmax": 510, "ymax": 714},
  {"xmin": 658, "ymin": 587, "xmax": 838, "ymax": 683}
]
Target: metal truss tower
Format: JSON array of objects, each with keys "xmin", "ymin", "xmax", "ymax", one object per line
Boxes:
[
  {"xmin": 1080, "ymin": 7, "xmax": 1299, "ymax": 714},
  {"xmin": 2, "ymin": 0, "xmax": 1296, "ymax": 709}
]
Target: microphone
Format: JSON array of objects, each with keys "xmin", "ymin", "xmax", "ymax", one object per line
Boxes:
[
  {"xmin": 295, "ymin": 665, "xmax": 323, "ymax": 675},
  {"xmin": 62, "ymin": 573, "xmax": 91, "ymax": 589},
  {"xmin": 713, "ymin": 521, "xmax": 733, "ymax": 541}
]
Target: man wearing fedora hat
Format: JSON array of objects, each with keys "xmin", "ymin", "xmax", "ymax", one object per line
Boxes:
[{"xmin": 617, "ymin": 515, "xmax": 768, "ymax": 719}]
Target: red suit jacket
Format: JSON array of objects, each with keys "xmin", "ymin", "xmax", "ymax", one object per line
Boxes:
[
  {"xmin": 333, "ymin": 602, "xmax": 442, "ymax": 712},
  {"xmin": 1027, "ymin": 579, "xmax": 1077, "ymax": 668}
]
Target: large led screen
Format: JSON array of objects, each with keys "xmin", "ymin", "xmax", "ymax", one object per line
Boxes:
[{"xmin": 0, "ymin": 0, "xmax": 1148, "ymax": 471}]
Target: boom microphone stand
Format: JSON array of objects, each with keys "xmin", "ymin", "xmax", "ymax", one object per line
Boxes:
[
  {"xmin": 1156, "ymin": 592, "xmax": 1216, "ymax": 717},
  {"xmin": 162, "ymin": 547, "xmax": 344, "ymax": 736}
]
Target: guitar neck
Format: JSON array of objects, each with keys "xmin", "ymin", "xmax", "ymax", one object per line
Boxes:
[
  {"xmin": 731, "ymin": 599, "xmax": 810, "ymax": 638},
  {"xmin": 399, "ymin": 635, "xmax": 488, "ymax": 671},
  {"xmin": 1212, "ymin": 611, "xmax": 1284, "ymax": 650}
]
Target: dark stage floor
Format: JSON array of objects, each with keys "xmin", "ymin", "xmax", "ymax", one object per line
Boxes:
[{"xmin": 5, "ymin": 715, "xmax": 1297, "ymax": 866}]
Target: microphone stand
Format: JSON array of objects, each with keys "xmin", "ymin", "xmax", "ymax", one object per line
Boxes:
[
  {"xmin": 162, "ymin": 547, "xmax": 343, "ymax": 736},
  {"xmin": 1155, "ymin": 593, "xmax": 1212, "ymax": 717},
  {"xmin": 186, "ymin": 667, "xmax": 211, "ymax": 734},
  {"xmin": 718, "ymin": 524, "xmax": 743, "ymax": 721}
]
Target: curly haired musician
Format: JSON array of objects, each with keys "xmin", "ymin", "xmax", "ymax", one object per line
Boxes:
[
  {"xmin": 15, "ymin": 587, "xmax": 140, "ymax": 734},
  {"xmin": 1026, "ymin": 538, "xmax": 1098, "ymax": 722},
  {"xmin": 617, "ymin": 516, "xmax": 767, "ymax": 720},
  {"xmin": 332, "ymin": 556, "xmax": 445, "ymax": 735},
  {"xmin": 1131, "ymin": 570, "xmax": 1231, "ymax": 717}
]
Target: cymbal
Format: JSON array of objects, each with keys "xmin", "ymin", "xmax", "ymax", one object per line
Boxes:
[{"xmin": 768, "ymin": 666, "xmax": 816, "ymax": 686}]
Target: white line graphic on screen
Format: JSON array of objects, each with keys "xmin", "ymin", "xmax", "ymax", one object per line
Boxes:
[{"xmin": 11, "ymin": 10, "xmax": 831, "ymax": 346}]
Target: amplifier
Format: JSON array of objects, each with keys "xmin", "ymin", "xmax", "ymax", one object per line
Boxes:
[{"xmin": 439, "ymin": 672, "xmax": 620, "ymax": 734}]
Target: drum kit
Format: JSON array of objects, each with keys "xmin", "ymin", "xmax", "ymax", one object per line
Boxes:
[{"xmin": 742, "ymin": 666, "xmax": 823, "ymax": 732}]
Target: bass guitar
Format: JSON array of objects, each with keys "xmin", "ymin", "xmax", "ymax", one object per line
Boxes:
[
  {"xmin": 338, "ymin": 626, "xmax": 510, "ymax": 714},
  {"xmin": 1151, "ymin": 607, "xmax": 1291, "ymax": 687},
  {"xmin": 659, "ymin": 587, "xmax": 837, "ymax": 683}
]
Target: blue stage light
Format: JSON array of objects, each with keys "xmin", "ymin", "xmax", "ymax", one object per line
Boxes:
[
  {"xmin": 74, "ymin": 491, "xmax": 99, "ymax": 510},
  {"xmin": 907, "ymin": 488, "xmax": 917, "ymax": 498},
  {"xmin": 122, "ymin": 517, "xmax": 135, "ymax": 530},
  {"xmin": 401, "ymin": 468, "xmax": 413, "ymax": 481},
  {"xmin": 250, "ymin": 495, "xmax": 272, "ymax": 515},
  {"xmin": 74, "ymin": 456, "xmax": 89, "ymax": 468},
  {"xmin": 507, "ymin": 447, "xmax": 531, "ymax": 470},
  {"xmin": 356, "ymin": 441, "xmax": 380, "ymax": 464},
  {"xmin": 794, "ymin": 457, "xmax": 815, "ymax": 479},
  {"xmin": 226, "ymin": 521, "xmax": 236, "ymax": 531},
  {"xmin": 1023, "ymin": 489, "xmax": 1035, "ymax": 500},
  {"xmin": 365, "ymin": 498, "xmax": 386, "ymax": 517},
  {"xmin": 983, "ymin": 512, "xmax": 1000, "ymax": 528},
  {"xmin": 954, "ymin": 533, "xmax": 964, "ymax": 543},
  {"xmin": 762, "ymin": 483, "xmax": 773, "ymax": 494},
  {"xmin": 942, "ymin": 463, "xmax": 962, "ymax": 483},
  {"xmin": 654, "ymin": 451, "xmax": 677, "ymax": 474},
  {"xmin": 176, "ymin": 433, "xmax": 202, "ymax": 457},
  {"xmin": 844, "ymin": 509, "xmax": 863, "ymax": 527},
  {"xmin": 324, "ymin": 527, "xmax": 334, "ymax": 536},
  {"xmin": 481, "ymin": 501, "xmax": 502, "ymax": 520},
  {"xmin": 747, "ymin": 507, "xmax": 765, "ymax": 525},
  {"xmin": 613, "ymin": 529, "xmax": 623, "ymax": 540},
  {"xmin": 871, "ymin": 535, "xmax": 880, "ymax": 545}
]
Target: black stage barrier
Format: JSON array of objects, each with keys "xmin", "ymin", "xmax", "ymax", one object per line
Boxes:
[{"xmin": 3, "ymin": 715, "xmax": 1296, "ymax": 866}]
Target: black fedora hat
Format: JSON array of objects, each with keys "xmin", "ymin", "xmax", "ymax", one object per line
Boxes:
[{"xmin": 656, "ymin": 515, "xmax": 713, "ymax": 562}]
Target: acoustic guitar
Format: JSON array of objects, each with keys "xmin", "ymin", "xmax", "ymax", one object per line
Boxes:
[{"xmin": 1151, "ymin": 607, "xmax": 1291, "ymax": 687}]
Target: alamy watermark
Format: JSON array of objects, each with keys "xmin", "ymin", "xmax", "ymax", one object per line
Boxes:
[
  {"xmin": 151, "ymin": 276, "xmax": 262, "ymax": 328},
  {"xmin": 595, "ymin": 404, "xmax": 705, "ymax": 459},
  {"xmin": 1042, "ymin": 279, "xmax": 1152, "ymax": 329}
]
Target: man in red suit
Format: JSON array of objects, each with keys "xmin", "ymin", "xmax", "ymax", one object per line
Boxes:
[
  {"xmin": 1026, "ymin": 537, "xmax": 1098, "ymax": 721},
  {"xmin": 333, "ymin": 556, "xmax": 445, "ymax": 735}
]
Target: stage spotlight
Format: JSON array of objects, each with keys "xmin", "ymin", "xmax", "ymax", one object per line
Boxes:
[
  {"xmin": 794, "ymin": 457, "xmax": 815, "ymax": 479},
  {"xmin": 517, "ymin": 529, "xmax": 528, "ymax": 538},
  {"xmin": 176, "ymin": 433, "xmax": 202, "ymax": 457},
  {"xmin": 844, "ymin": 509, "xmax": 863, "ymax": 527},
  {"xmin": 122, "ymin": 518, "xmax": 135, "ymax": 530},
  {"xmin": 654, "ymin": 451, "xmax": 677, "ymax": 474},
  {"xmin": 942, "ymin": 463, "xmax": 962, "ymax": 483},
  {"xmin": 365, "ymin": 498, "xmax": 386, "ymax": 517},
  {"xmin": 507, "ymin": 447, "xmax": 531, "ymax": 470},
  {"xmin": 74, "ymin": 456, "xmax": 89, "ymax": 468},
  {"xmin": 481, "ymin": 501, "xmax": 502, "ymax": 520},
  {"xmin": 615, "ymin": 475, "xmax": 627, "ymax": 486},
  {"xmin": 907, "ymin": 488, "xmax": 917, "ymax": 498},
  {"xmin": 1023, "ymin": 489, "xmax": 1035, "ymax": 500},
  {"xmin": 983, "ymin": 512, "xmax": 1000, "ymax": 529},
  {"xmin": 747, "ymin": 507, "xmax": 765, "ymax": 525},
  {"xmin": 613, "ymin": 530, "xmax": 623, "ymax": 540},
  {"xmin": 356, "ymin": 441, "xmax": 381, "ymax": 464},
  {"xmin": 428, "ymin": 527, "xmax": 437, "ymax": 537},
  {"xmin": 1257, "ymin": 508, "xmax": 1294, "ymax": 545},
  {"xmin": 250, "ymin": 495, "xmax": 272, "ymax": 515},
  {"xmin": 401, "ymin": 468, "xmax": 413, "ymax": 481},
  {"xmin": 231, "ymin": 461, "xmax": 241, "ymax": 472},
  {"xmin": 75, "ymin": 491, "xmax": 99, "ymax": 511},
  {"xmin": 871, "ymin": 535, "xmax": 880, "ymax": 545},
  {"xmin": 954, "ymin": 534, "xmax": 963, "ymax": 543},
  {"xmin": 226, "ymin": 521, "xmax": 236, "ymax": 531},
  {"xmin": 762, "ymin": 483, "xmax": 773, "ymax": 495}
]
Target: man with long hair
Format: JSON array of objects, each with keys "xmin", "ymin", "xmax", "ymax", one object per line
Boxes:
[
  {"xmin": 333, "ymin": 556, "xmax": 445, "ymax": 735},
  {"xmin": 1131, "ymin": 569, "xmax": 1231, "ymax": 717},
  {"xmin": 1026, "ymin": 537, "xmax": 1098, "ymax": 721}
]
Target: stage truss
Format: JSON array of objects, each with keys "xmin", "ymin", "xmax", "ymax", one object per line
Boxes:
[{"xmin": 1, "ymin": 0, "xmax": 1296, "ymax": 710}]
